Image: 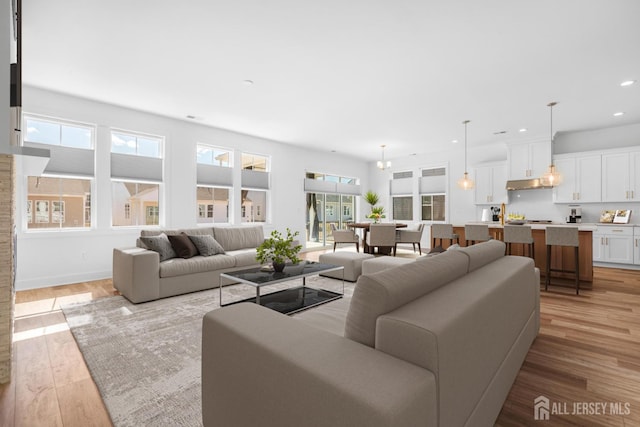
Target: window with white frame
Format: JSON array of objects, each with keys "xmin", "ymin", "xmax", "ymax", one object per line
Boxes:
[
  {"xmin": 196, "ymin": 186, "xmax": 230, "ymax": 224},
  {"xmin": 196, "ymin": 144, "xmax": 233, "ymax": 222},
  {"xmin": 420, "ymin": 167, "xmax": 447, "ymax": 221},
  {"xmin": 110, "ymin": 130, "xmax": 164, "ymax": 227},
  {"xmin": 23, "ymin": 115, "xmax": 95, "ymax": 231},
  {"xmin": 390, "ymin": 171, "xmax": 413, "ymax": 221},
  {"xmin": 241, "ymin": 152, "xmax": 270, "ymax": 223},
  {"xmin": 197, "ymin": 144, "xmax": 232, "ymax": 167}
]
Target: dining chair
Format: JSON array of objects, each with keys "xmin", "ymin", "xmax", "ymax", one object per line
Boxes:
[
  {"xmin": 329, "ymin": 223, "xmax": 359, "ymax": 252},
  {"xmin": 366, "ymin": 223, "xmax": 398, "ymax": 256},
  {"xmin": 396, "ymin": 223, "xmax": 425, "ymax": 253},
  {"xmin": 464, "ymin": 224, "xmax": 491, "ymax": 246}
]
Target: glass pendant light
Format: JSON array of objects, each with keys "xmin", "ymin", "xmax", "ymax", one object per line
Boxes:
[
  {"xmin": 457, "ymin": 120, "xmax": 474, "ymax": 190},
  {"xmin": 540, "ymin": 102, "xmax": 562, "ymax": 186}
]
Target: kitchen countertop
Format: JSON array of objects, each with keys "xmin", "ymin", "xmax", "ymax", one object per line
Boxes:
[{"xmin": 461, "ymin": 221, "xmax": 598, "ymax": 231}]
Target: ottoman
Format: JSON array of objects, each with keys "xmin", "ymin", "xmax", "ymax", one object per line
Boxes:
[
  {"xmin": 318, "ymin": 252, "xmax": 375, "ymax": 282},
  {"xmin": 361, "ymin": 256, "xmax": 414, "ymax": 275}
]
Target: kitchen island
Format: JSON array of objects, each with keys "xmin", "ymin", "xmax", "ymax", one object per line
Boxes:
[{"xmin": 449, "ymin": 223, "xmax": 594, "ymax": 285}]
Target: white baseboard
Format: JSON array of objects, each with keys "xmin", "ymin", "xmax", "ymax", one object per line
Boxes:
[{"xmin": 15, "ymin": 270, "xmax": 112, "ymax": 291}]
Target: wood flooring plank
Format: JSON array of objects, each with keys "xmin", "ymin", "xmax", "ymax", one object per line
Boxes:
[{"xmin": 56, "ymin": 378, "xmax": 112, "ymax": 427}]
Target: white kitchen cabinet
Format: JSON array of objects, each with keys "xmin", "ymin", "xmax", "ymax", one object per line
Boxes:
[
  {"xmin": 602, "ymin": 151, "xmax": 640, "ymax": 202},
  {"xmin": 635, "ymin": 227, "xmax": 640, "ymax": 265},
  {"xmin": 552, "ymin": 153, "xmax": 601, "ymax": 203},
  {"xmin": 593, "ymin": 226, "xmax": 634, "ymax": 264},
  {"xmin": 474, "ymin": 163, "xmax": 507, "ymax": 205},
  {"xmin": 507, "ymin": 141, "xmax": 551, "ymax": 180}
]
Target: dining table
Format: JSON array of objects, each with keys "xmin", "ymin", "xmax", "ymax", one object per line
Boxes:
[{"xmin": 347, "ymin": 222, "xmax": 408, "ymax": 254}]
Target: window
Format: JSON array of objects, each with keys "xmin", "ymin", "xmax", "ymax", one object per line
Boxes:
[
  {"xmin": 111, "ymin": 130, "xmax": 164, "ymax": 227},
  {"xmin": 196, "ymin": 186, "xmax": 229, "ymax": 223},
  {"xmin": 111, "ymin": 131, "xmax": 161, "ymax": 157},
  {"xmin": 197, "ymin": 145, "xmax": 232, "ymax": 167},
  {"xmin": 421, "ymin": 195, "xmax": 446, "ymax": 221},
  {"xmin": 242, "ymin": 153, "xmax": 268, "ymax": 171},
  {"xmin": 392, "ymin": 196, "xmax": 413, "ymax": 221},
  {"xmin": 241, "ymin": 190, "xmax": 267, "ymax": 223},
  {"xmin": 111, "ymin": 182, "xmax": 160, "ymax": 226},
  {"xmin": 27, "ymin": 176, "xmax": 92, "ymax": 230},
  {"xmin": 25, "ymin": 117, "xmax": 93, "ymax": 149}
]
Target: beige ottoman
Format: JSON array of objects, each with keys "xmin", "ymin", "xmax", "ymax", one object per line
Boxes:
[
  {"xmin": 318, "ymin": 252, "xmax": 375, "ymax": 282},
  {"xmin": 361, "ymin": 256, "xmax": 414, "ymax": 275}
]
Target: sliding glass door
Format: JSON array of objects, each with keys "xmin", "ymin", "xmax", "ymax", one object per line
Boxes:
[{"xmin": 305, "ymin": 193, "xmax": 355, "ymax": 249}]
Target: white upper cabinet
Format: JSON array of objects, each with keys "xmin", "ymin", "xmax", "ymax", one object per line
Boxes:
[
  {"xmin": 602, "ymin": 151, "xmax": 640, "ymax": 202},
  {"xmin": 507, "ymin": 141, "xmax": 551, "ymax": 180},
  {"xmin": 474, "ymin": 163, "xmax": 507, "ymax": 205},
  {"xmin": 552, "ymin": 153, "xmax": 601, "ymax": 203}
]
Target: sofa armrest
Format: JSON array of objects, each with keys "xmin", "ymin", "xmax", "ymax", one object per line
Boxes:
[
  {"xmin": 202, "ymin": 303, "xmax": 437, "ymax": 427},
  {"xmin": 112, "ymin": 247, "xmax": 160, "ymax": 303}
]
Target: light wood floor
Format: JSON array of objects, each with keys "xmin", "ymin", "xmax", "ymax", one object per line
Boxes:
[{"xmin": 1, "ymin": 262, "xmax": 639, "ymax": 426}]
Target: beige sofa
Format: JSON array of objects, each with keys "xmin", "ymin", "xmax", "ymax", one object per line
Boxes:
[
  {"xmin": 201, "ymin": 240, "xmax": 540, "ymax": 427},
  {"xmin": 113, "ymin": 225, "xmax": 264, "ymax": 303}
]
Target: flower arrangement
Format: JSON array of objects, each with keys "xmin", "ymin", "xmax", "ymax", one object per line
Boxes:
[
  {"xmin": 256, "ymin": 228, "xmax": 302, "ymax": 272},
  {"xmin": 364, "ymin": 191, "xmax": 386, "ymax": 223}
]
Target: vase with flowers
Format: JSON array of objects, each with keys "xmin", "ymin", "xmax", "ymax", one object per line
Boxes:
[{"xmin": 364, "ymin": 191, "xmax": 386, "ymax": 223}]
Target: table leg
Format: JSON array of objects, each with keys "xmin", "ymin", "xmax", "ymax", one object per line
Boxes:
[{"xmin": 256, "ymin": 287, "xmax": 261, "ymax": 305}]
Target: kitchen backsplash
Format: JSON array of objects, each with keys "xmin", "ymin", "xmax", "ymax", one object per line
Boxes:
[{"xmin": 475, "ymin": 188, "xmax": 640, "ymax": 224}]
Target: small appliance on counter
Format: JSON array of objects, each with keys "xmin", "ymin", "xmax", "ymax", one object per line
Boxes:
[
  {"xmin": 481, "ymin": 208, "xmax": 491, "ymax": 222},
  {"xmin": 491, "ymin": 206, "xmax": 501, "ymax": 222},
  {"xmin": 566, "ymin": 205, "xmax": 582, "ymax": 223}
]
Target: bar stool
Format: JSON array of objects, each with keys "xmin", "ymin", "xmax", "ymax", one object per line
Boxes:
[
  {"xmin": 503, "ymin": 225, "xmax": 534, "ymax": 258},
  {"xmin": 430, "ymin": 224, "xmax": 459, "ymax": 249},
  {"xmin": 545, "ymin": 226, "xmax": 580, "ymax": 295},
  {"xmin": 464, "ymin": 224, "xmax": 491, "ymax": 246}
]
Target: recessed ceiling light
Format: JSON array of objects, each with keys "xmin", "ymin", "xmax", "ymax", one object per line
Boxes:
[
  {"xmin": 620, "ymin": 80, "xmax": 636, "ymax": 87},
  {"xmin": 519, "ymin": 128, "xmax": 528, "ymax": 133},
  {"xmin": 243, "ymin": 80, "xmax": 254, "ymax": 86},
  {"xmin": 451, "ymin": 139, "xmax": 459, "ymax": 144},
  {"xmin": 613, "ymin": 112, "xmax": 625, "ymax": 117}
]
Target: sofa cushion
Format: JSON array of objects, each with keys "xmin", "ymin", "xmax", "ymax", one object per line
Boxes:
[
  {"xmin": 374, "ymin": 255, "xmax": 536, "ymax": 427},
  {"xmin": 139, "ymin": 233, "xmax": 176, "ymax": 262},
  {"xmin": 189, "ymin": 234, "xmax": 225, "ymax": 256},
  {"xmin": 458, "ymin": 239, "xmax": 505, "ymax": 272},
  {"xmin": 213, "ymin": 226, "xmax": 264, "ymax": 251},
  {"xmin": 159, "ymin": 254, "xmax": 236, "ymax": 278},
  {"xmin": 168, "ymin": 232, "xmax": 199, "ymax": 259},
  {"xmin": 225, "ymin": 248, "xmax": 259, "ymax": 268},
  {"xmin": 345, "ymin": 250, "xmax": 470, "ymax": 347}
]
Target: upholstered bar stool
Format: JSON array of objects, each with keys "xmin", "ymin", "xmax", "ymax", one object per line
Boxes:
[
  {"xmin": 464, "ymin": 224, "xmax": 491, "ymax": 246},
  {"xmin": 430, "ymin": 224, "xmax": 459, "ymax": 249},
  {"xmin": 503, "ymin": 225, "xmax": 534, "ymax": 258},
  {"xmin": 545, "ymin": 226, "xmax": 580, "ymax": 295}
]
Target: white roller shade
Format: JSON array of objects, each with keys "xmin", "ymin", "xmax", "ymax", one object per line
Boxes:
[
  {"xmin": 390, "ymin": 178, "xmax": 413, "ymax": 195},
  {"xmin": 111, "ymin": 153, "xmax": 163, "ymax": 182},
  {"xmin": 197, "ymin": 164, "xmax": 233, "ymax": 186},
  {"xmin": 24, "ymin": 142, "xmax": 94, "ymax": 177},
  {"xmin": 420, "ymin": 167, "xmax": 446, "ymax": 193},
  {"xmin": 241, "ymin": 169, "xmax": 270, "ymax": 189},
  {"xmin": 304, "ymin": 179, "xmax": 336, "ymax": 193},
  {"xmin": 335, "ymin": 182, "xmax": 362, "ymax": 195}
]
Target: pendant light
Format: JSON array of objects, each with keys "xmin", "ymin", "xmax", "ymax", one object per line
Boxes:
[
  {"xmin": 376, "ymin": 144, "xmax": 391, "ymax": 170},
  {"xmin": 457, "ymin": 120, "xmax": 474, "ymax": 190},
  {"xmin": 540, "ymin": 102, "xmax": 562, "ymax": 186}
]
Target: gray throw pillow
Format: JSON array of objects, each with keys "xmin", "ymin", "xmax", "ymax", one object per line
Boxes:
[
  {"xmin": 188, "ymin": 234, "xmax": 225, "ymax": 256},
  {"xmin": 140, "ymin": 233, "xmax": 177, "ymax": 262}
]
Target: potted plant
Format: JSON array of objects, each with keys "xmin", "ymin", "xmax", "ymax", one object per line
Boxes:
[
  {"xmin": 364, "ymin": 190, "xmax": 386, "ymax": 223},
  {"xmin": 256, "ymin": 228, "xmax": 303, "ymax": 272}
]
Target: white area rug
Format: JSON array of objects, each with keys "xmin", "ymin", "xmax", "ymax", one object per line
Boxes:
[{"xmin": 62, "ymin": 276, "xmax": 350, "ymax": 427}]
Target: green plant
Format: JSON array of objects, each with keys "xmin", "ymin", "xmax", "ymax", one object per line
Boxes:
[
  {"xmin": 364, "ymin": 190, "xmax": 380, "ymax": 208},
  {"xmin": 366, "ymin": 206, "xmax": 386, "ymax": 222},
  {"xmin": 256, "ymin": 228, "xmax": 302, "ymax": 265}
]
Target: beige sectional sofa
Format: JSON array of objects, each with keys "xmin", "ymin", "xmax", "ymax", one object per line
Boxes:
[
  {"xmin": 113, "ymin": 225, "xmax": 264, "ymax": 303},
  {"xmin": 202, "ymin": 240, "xmax": 540, "ymax": 427}
]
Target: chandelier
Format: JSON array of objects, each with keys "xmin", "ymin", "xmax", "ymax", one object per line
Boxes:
[
  {"xmin": 540, "ymin": 102, "xmax": 562, "ymax": 186},
  {"xmin": 376, "ymin": 144, "xmax": 391, "ymax": 170}
]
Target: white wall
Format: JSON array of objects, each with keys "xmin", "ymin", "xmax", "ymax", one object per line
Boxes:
[{"xmin": 16, "ymin": 86, "xmax": 368, "ymax": 289}]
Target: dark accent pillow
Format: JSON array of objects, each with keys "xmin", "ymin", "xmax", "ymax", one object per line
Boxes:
[
  {"xmin": 188, "ymin": 234, "xmax": 225, "ymax": 256},
  {"xmin": 428, "ymin": 245, "xmax": 446, "ymax": 254},
  {"xmin": 168, "ymin": 232, "xmax": 200, "ymax": 259},
  {"xmin": 140, "ymin": 233, "xmax": 177, "ymax": 262}
]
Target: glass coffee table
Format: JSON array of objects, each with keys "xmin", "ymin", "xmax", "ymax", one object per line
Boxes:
[{"xmin": 219, "ymin": 261, "xmax": 344, "ymax": 315}]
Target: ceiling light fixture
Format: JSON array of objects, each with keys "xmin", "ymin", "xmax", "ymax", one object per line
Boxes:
[
  {"xmin": 243, "ymin": 79, "xmax": 254, "ymax": 86},
  {"xmin": 519, "ymin": 128, "xmax": 528, "ymax": 133},
  {"xmin": 540, "ymin": 102, "xmax": 562, "ymax": 187},
  {"xmin": 451, "ymin": 139, "xmax": 459, "ymax": 144},
  {"xmin": 457, "ymin": 120, "xmax": 474, "ymax": 190},
  {"xmin": 620, "ymin": 80, "xmax": 636, "ymax": 87},
  {"xmin": 376, "ymin": 144, "xmax": 391, "ymax": 170},
  {"xmin": 613, "ymin": 111, "xmax": 625, "ymax": 117}
]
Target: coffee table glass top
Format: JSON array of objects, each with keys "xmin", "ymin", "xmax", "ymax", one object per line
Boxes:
[{"xmin": 220, "ymin": 261, "xmax": 343, "ymax": 286}]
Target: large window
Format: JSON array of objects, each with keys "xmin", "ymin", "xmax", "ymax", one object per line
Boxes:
[
  {"xmin": 392, "ymin": 196, "xmax": 413, "ymax": 221},
  {"xmin": 241, "ymin": 152, "xmax": 270, "ymax": 223},
  {"xmin": 241, "ymin": 190, "xmax": 267, "ymax": 223},
  {"xmin": 197, "ymin": 145, "xmax": 232, "ymax": 167},
  {"xmin": 110, "ymin": 130, "xmax": 164, "ymax": 227},
  {"xmin": 25, "ymin": 117, "xmax": 93, "ymax": 149},
  {"xmin": 197, "ymin": 186, "xmax": 230, "ymax": 223},
  {"xmin": 420, "ymin": 167, "xmax": 447, "ymax": 222},
  {"xmin": 26, "ymin": 177, "xmax": 92, "ymax": 229},
  {"xmin": 242, "ymin": 153, "xmax": 268, "ymax": 171},
  {"xmin": 391, "ymin": 171, "xmax": 413, "ymax": 221}
]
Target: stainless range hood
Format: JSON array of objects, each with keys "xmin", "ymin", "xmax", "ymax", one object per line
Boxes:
[{"xmin": 505, "ymin": 178, "xmax": 553, "ymax": 191}]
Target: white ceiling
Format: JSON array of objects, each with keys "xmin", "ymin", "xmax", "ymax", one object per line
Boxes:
[{"xmin": 21, "ymin": 0, "xmax": 640, "ymax": 162}]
